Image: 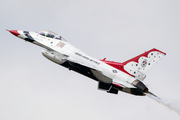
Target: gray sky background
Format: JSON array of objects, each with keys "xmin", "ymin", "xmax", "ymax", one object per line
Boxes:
[{"xmin": 1, "ymin": 0, "xmax": 180, "ymax": 120}]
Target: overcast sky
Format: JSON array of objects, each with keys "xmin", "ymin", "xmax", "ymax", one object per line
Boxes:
[{"xmin": 1, "ymin": 0, "xmax": 180, "ymax": 120}]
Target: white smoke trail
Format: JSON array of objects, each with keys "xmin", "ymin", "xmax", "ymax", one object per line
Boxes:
[{"xmin": 146, "ymin": 93, "xmax": 180, "ymax": 116}]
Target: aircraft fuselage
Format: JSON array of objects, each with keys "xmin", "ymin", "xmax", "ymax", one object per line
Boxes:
[{"xmin": 8, "ymin": 30, "xmax": 166, "ymax": 96}]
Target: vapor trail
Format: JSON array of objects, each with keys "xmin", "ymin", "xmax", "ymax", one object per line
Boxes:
[{"xmin": 146, "ymin": 93, "xmax": 180, "ymax": 116}]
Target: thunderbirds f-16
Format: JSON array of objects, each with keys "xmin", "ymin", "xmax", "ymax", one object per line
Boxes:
[{"xmin": 7, "ymin": 30, "xmax": 166, "ymax": 96}]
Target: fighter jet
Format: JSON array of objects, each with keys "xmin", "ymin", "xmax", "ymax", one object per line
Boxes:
[{"xmin": 7, "ymin": 30, "xmax": 166, "ymax": 96}]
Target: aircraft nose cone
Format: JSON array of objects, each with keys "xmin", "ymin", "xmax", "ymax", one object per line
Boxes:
[{"xmin": 7, "ymin": 30, "xmax": 20, "ymax": 36}]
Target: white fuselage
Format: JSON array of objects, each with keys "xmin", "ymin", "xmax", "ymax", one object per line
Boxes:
[
  {"xmin": 25, "ymin": 31, "xmax": 136, "ymax": 88},
  {"xmin": 10, "ymin": 29, "xmax": 167, "ymax": 96}
]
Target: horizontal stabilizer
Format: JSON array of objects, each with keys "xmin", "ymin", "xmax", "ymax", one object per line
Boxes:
[
  {"xmin": 98, "ymin": 82, "xmax": 118, "ymax": 94},
  {"xmin": 107, "ymin": 86, "xmax": 118, "ymax": 94},
  {"xmin": 98, "ymin": 81, "xmax": 111, "ymax": 90}
]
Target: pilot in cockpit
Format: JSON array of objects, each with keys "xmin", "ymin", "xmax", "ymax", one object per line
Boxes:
[{"xmin": 37, "ymin": 30, "xmax": 66, "ymax": 41}]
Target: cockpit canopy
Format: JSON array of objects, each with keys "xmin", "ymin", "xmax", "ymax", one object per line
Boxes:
[{"xmin": 37, "ymin": 30, "xmax": 67, "ymax": 41}]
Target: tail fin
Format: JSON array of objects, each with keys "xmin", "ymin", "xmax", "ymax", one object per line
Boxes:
[{"xmin": 123, "ymin": 48, "xmax": 166, "ymax": 81}]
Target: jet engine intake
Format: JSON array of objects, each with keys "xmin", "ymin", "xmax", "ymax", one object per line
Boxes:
[{"xmin": 42, "ymin": 49, "xmax": 67, "ymax": 64}]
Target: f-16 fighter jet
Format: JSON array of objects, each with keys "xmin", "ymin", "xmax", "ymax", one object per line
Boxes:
[{"xmin": 8, "ymin": 30, "xmax": 166, "ymax": 96}]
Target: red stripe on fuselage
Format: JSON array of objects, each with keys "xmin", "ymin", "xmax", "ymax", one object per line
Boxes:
[
  {"xmin": 100, "ymin": 48, "xmax": 166, "ymax": 78},
  {"xmin": 113, "ymin": 83, "xmax": 124, "ymax": 87},
  {"xmin": 100, "ymin": 59, "xmax": 134, "ymax": 77}
]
